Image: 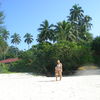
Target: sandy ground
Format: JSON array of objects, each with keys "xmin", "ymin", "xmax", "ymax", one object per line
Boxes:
[{"xmin": 0, "ymin": 73, "xmax": 100, "ymax": 100}]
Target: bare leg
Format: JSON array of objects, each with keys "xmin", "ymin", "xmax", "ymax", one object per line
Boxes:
[
  {"xmin": 55, "ymin": 72, "xmax": 58, "ymax": 81},
  {"xmin": 60, "ymin": 73, "xmax": 62, "ymax": 81},
  {"xmin": 60, "ymin": 75, "xmax": 62, "ymax": 80},
  {"xmin": 56, "ymin": 76, "xmax": 57, "ymax": 81}
]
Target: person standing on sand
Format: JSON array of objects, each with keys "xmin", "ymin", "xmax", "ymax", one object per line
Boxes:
[{"xmin": 55, "ymin": 60, "xmax": 63, "ymax": 81}]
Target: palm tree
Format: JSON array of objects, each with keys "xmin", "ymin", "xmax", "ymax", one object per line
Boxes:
[
  {"xmin": 11, "ymin": 33, "xmax": 21, "ymax": 56},
  {"xmin": 54, "ymin": 20, "xmax": 76, "ymax": 42},
  {"xmin": 0, "ymin": 29, "xmax": 9, "ymax": 59},
  {"xmin": 82, "ymin": 15, "xmax": 92, "ymax": 32},
  {"xmin": 67, "ymin": 4, "xmax": 85, "ymax": 42},
  {"xmin": 24, "ymin": 33, "xmax": 33, "ymax": 49},
  {"xmin": 68, "ymin": 4, "xmax": 84, "ymax": 24},
  {"xmin": 0, "ymin": 10, "xmax": 9, "ymax": 59},
  {"xmin": 1, "ymin": 29, "xmax": 9, "ymax": 41},
  {"xmin": 37, "ymin": 20, "xmax": 54, "ymax": 43},
  {"xmin": 0, "ymin": 11, "xmax": 5, "ymax": 35},
  {"xmin": 1, "ymin": 29, "xmax": 10, "ymax": 59},
  {"xmin": 67, "ymin": 4, "xmax": 92, "ymax": 42},
  {"xmin": 78, "ymin": 15, "xmax": 92, "ymax": 42},
  {"xmin": 0, "ymin": 11, "xmax": 4, "ymax": 25},
  {"xmin": 0, "ymin": 36, "xmax": 8, "ymax": 59}
]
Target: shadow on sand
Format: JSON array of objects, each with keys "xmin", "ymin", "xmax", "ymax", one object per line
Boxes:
[{"xmin": 38, "ymin": 80, "xmax": 57, "ymax": 82}]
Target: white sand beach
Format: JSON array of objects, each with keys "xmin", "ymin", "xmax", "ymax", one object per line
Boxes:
[{"xmin": 0, "ymin": 73, "xmax": 100, "ymax": 100}]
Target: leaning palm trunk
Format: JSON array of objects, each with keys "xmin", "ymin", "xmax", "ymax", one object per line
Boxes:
[{"xmin": 3, "ymin": 46, "xmax": 9, "ymax": 60}]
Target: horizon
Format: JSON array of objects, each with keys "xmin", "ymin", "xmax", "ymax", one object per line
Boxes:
[{"xmin": 1, "ymin": 0, "xmax": 100, "ymax": 50}]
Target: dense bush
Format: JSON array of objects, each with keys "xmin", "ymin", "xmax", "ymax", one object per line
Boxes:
[
  {"xmin": 50, "ymin": 41, "xmax": 93, "ymax": 75},
  {"xmin": 92, "ymin": 36, "xmax": 100, "ymax": 66},
  {"xmin": 0, "ymin": 63, "xmax": 9, "ymax": 73},
  {"xmin": 9, "ymin": 51, "xmax": 34, "ymax": 72},
  {"xmin": 9, "ymin": 41, "xmax": 93, "ymax": 76}
]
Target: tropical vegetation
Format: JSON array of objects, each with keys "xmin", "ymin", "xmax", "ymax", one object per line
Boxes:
[{"xmin": 0, "ymin": 4, "xmax": 100, "ymax": 75}]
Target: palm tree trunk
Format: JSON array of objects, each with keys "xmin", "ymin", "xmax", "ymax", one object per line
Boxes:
[
  {"xmin": 3, "ymin": 46, "xmax": 9, "ymax": 60},
  {"xmin": 3, "ymin": 51, "xmax": 5, "ymax": 60},
  {"xmin": 28, "ymin": 44, "xmax": 30, "ymax": 50},
  {"xmin": 15, "ymin": 43, "xmax": 18, "ymax": 57}
]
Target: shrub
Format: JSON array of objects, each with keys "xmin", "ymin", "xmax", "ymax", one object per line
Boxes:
[
  {"xmin": 92, "ymin": 36, "xmax": 100, "ymax": 66},
  {"xmin": 0, "ymin": 63, "xmax": 9, "ymax": 73}
]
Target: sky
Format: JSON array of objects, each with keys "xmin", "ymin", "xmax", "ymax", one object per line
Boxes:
[{"xmin": 0, "ymin": 0, "xmax": 100, "ymax": 50}]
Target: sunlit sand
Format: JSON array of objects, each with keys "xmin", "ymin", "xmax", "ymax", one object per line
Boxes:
[{"xmin": 0, "ymin": 72, "xmax": 100, "ymax": 100}]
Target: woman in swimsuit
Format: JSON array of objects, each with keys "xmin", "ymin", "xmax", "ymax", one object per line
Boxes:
[{"xmin": 55, "ymin": 60, "xmax": 63, "ymax": 81}]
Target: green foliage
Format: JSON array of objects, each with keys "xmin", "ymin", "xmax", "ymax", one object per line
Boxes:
[
  {"xmin": 0, "ymin": 36, "xmax": 8, "ymax": 60},
  {"xmin": 0, "ymin": 8, "xmax": 9, "ymax": 60},
  {"xmin": 0, "ymin": 11, "xmax": 4, "ymax": 25},
  {"xmin": 5, "ymin": 46, "xmax": 21, "ymax": 59},
  {"xmin": 37, "ymin": 20, "xmax": 54, "ymax": 43},
  {"xmin": 92, "ymin": 36, "xmax": 100, "ymax": 66},
  {"xmin": 9, "ymin": 41, "xmax": 93, "ymax": 75},
  {"xmin": 33, "ymin": 42, "xmax": 54, "ymax": 74},
  {"xmin": 24, "ymin": 33, "xmax": 33, "ymax": 49},
  {"xmin": 54, "ymin": 21, "xmax": 76, "ymax": 42},
  {"xmin": 9, "ymin": 50, "xmax": 34, "ymax": 72},
  {"xmin": 51, "ymin": 41, "xmax": 93, "ymax": 74},
  {"xmin": 37, "ymin": 5, "xmax": 92, "ymax": 43},
  {"xmin": 67, "ymin": 4, "xmax": 92, "ymax": 42},
  {"xmin": 11, "ymin": 33, "xmax": 21, "ymax": 56},
  {"xmin": 11, "ymin": 33, "xmax": 21, "ymax": 45},
  {"xmin": 0, "ymin": 63, "xmax": 9, "ymax": 73},
  {"xmin": 92, "ymin": 36, "xmax": 100, "ymax": 54},
  {"xmin": 0, "ymin": 29, "xmax": 9, "ymax": 41}
]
